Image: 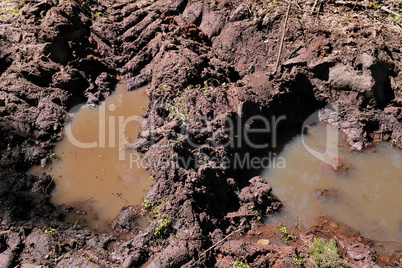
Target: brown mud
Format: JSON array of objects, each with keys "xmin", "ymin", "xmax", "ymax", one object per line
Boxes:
[{"xmin": 0, "ymin": 0, "xmax": 401, "ymax": 267}]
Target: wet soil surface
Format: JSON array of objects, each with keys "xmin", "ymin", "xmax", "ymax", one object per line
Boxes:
[{"xmin": 0, "ymin": 0, "xmax": 401, "ymax": 267}]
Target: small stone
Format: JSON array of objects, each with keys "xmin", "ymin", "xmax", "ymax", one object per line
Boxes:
[
  {"xmin": 359, "ymin": 53, "xmax": 375, "ymax": 70},
  {"xmin": 229, "ymin": 4, "xmax": 250, "ymax": 22},
  {"xmin": 122, "ymin": 256, "xmax": 134, "ymax": 268},
  {"xmin": 257, "ymin": 239, "xmax": 270, "ymax": 245},
  {"xmin": 20, "ymin": 264, "xmax": 43, "ymax": 268}
]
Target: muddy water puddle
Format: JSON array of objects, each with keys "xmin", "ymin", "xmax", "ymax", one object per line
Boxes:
[
  {"xmin": 30, "ymin": 81, "xmax": 152, "ymax": 231},
  {"xmin": 262, "ymin": 123, "xmax": 402, "ymax": 243}
]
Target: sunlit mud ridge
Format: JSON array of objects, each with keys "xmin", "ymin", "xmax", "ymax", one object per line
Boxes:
[{"xmin": 0, "ymin": 0, "xmax": 401, "ymax": 267}]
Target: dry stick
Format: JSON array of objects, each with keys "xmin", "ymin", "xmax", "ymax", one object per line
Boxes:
[
  {"xmin": 274, "ymin": 1, "xmax": 291, "ymax": 74},
  {"xmin": 380, "ymin": 6, "xmax": 401, "ymax": 17},
  {"xmin": 0, "ymin": 230, "xmax": 11, "ymax": 236},
  {"xmin": 186, "ymin": 228, "xmax": 244, "ymax": 267},
  {"xmin": 311, "ymin": 0, "xmax": 318, "ymax": 12},
  {"xmin": 316, "ymin": 1, "xmax": 322, "ymax": 18},
  {"xmin": 225, "ymin": 213, "xmax": 255, "ymax": 218}
]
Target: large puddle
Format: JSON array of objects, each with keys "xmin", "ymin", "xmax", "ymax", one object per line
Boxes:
[
  {"xmin": 262, "ymin": 122, "xmax": 402, "ymax": 243},
  {"xmin": 30, "ymin": 81, "xmax": 152, "ymax": 231}
]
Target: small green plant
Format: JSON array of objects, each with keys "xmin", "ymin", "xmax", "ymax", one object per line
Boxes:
[
  {"xmin": 391, "ymin": 14, "xmax": 400, "ymax": 22},
  {"xmin": 94, "ymin": 12, "xmax": 101, "ymax": 17},
  {"xmin": 248, "ymin": 206, "xmax": 262, "ymax": 221},
  {"xmin": 142, "ymin": 199, "xmax": 154, "ymax": 208},
  {"xmin": 154, "ymin": 218, "xmax": 170, "ymax": 236},
  {"xmin": 189, "ymin": 66, "xmax": 195, "ymax": 70},
  {"xmin": 44, "ymin": 227, "xmax": 58, "ymax": 239},
  {"xmin": 143, "ymin": 200, "xmax": 170, "ymax": 223},
  {"xmin": 149, "ymin": 205, "xmax": 161, "ymax": 217},
  {"xmin": 277, "ymin": 223, "xmax": 297, "ymax": 243},
  {"xmin": 294, "ymin": 257, "xmax": 305, "ymax": 265},
  {"xmin": 233, "ymin": 258, "xmax": 250, "ymax": 268},
  {"xmin": 65, "ymin": 11, "xmax": 71, "ymax": 15},
  {"xmin": 11, "ymin": 9, "xmax": 20, "ymax": 14},
  {"xmin": 277, "ymin": 223, "xmax": 287, "ymax": 234},
  {"xmin": 368, "ymin": 3, "xmax": 380, "ymax": 9},
  {"xmin": 49, "ymin": 243, "xmax": 63, "ymax": 258},
  {"xmin": 169, "ymin": 95, "xmax": 189, "ymax": 122},
  {"xmin": 309, "ymin": 238, "xmax": 354, "ymax": 268},
  {"xmin": 149, "ymin": 176, "xmax": 154, "ymax": 180},
  {"xmin": 142, "ymin": 199, "xmax": 171, "ymax": 236}
]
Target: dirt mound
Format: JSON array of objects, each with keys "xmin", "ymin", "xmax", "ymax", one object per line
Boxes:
[{"xmin": 0, "ymin": 0, "xmax": 401, "ymax": 266}]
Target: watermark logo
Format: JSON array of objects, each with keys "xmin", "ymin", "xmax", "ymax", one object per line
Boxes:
[
  {"xmin": 65, "ymin": 103, "xmax": 145, "ymax": 160},
  {"xmin": 301, "ymin": 103, "xmax": 340, "ymax": 169},
  {"xmin": 63, "ymin": 99, "xmax": 343, "ymax": 171},
  {"xmin": 63, "ymin": 101, "xmax": 288, "ymax": 170},
  {"xmin": 129, "ymin": 152, "xmax": 286, "ymax": 170}
]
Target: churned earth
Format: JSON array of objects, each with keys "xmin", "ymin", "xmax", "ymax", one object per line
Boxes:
[{"xmin": 0, "ymin": 0, "xmax": 401, "ymax": 267}]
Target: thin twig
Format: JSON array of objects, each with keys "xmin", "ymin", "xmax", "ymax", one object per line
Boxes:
[
  {"xmin": 334, "ymin": 0, "xmax": 363, "ymax": 7},
  {"xmin": 0, "ymin": 230, "xmax": 11, "ymax": 236},
  {"xmin": 311, "ymin": 0, "xmax": 318, "ymax": 12},
  {"xmin": 380, "ymin": 6, "xmax": 401, "ymax": 17},
  {"xmin": 225, "ymin": 213, "xmax": 255, "ymax": 218},
  {"xmin": 185, "ymin": 228, "xmax": 244, "ymax": 267},
  {"xmin": 316, "ymin": 1, "xmax": 322, "ymax": 17},
  {"xmin": 274, "ymin": 1, "xmax": 291, "ymax": 74}
]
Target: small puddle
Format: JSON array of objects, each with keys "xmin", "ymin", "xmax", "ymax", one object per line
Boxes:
[
  {"xmin": 262, "ymin": 122, "xmax": 402, "ymax": 243},
  {"xmin": 30, "ymin": 81, "xmax": 152, "ymax": 231}
]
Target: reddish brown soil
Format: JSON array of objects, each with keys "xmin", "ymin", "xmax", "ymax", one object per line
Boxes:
[{"xmin": 0, "ymin": 0, "xmax": 401, "ymax": 267}]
